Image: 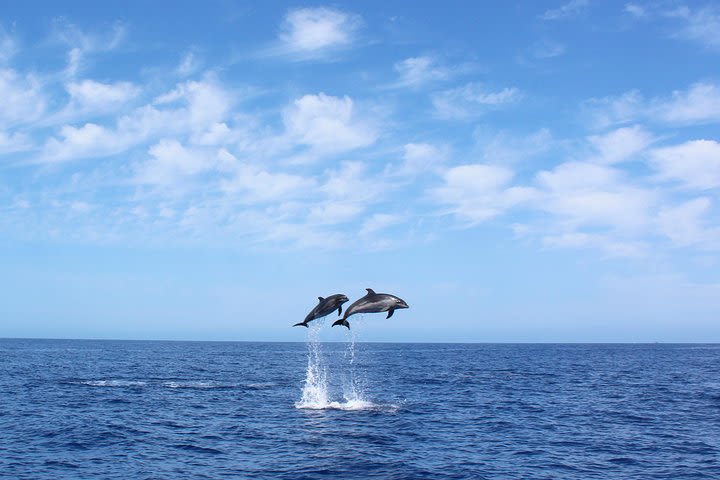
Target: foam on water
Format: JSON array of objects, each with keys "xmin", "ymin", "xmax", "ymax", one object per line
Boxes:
[
  {"xmin": 163, "ymin": 381, "xmax": 235, "ymax": 389},
  {"xmin": 77, "ymin": 380, "xmax": 146, "ymax": 387}
]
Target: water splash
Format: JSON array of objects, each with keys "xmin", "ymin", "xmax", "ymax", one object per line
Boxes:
[
  {"xmin": 342, "ymin": 327, "xmax": 366, "ymax": 404},
  {"xmin": 295, "ymin": 317, "xmax": 393, "ymax": 411},
  {"xmin": 295, "ymin": 322, "xmax": 329, "ymax": 409}
]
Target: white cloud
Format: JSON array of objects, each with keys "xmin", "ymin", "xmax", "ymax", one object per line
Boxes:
[
  {"xmin": 433, "ymin": 83, "xmax": 520, "ymax": 119},
  {"xmin": 192, "ymin": 122, "xmax": 233, "ymax": 146},
  {"xmin": 624, "ymin": 3, "xmax": 646, "ymax": 18},
  {"xmin": 393, "ymin": 56, "xmax": 449, "ymax": 87},
  {"xmin": 584, "ymin": 89, "xmax": 643, "ymax": 128},
  {"xmin": 283, "ymin": 93, "xmax": 377, "ymax": 154},
  {"xmin": 667, "ymin": 6, "xmax": 720, "ymax": 50},
  {"xmin": 657, "ymin": 83, "xmax": 720, "ymax": 124},
  {"xmin": 177, "ymin": 51, "xmax": 201, "ymax": 76},
  {"xmin": 136, "ymin": 139, "xmax": 218, "ymax": 185},
  {"xmin": 278, "ymin": 7, "xmax": 361, "ymax": 57},
  {"xmin": 388, "ymin": 142, "xmax": 449, "ymax": 177},
  {"xmin": 656, "ymin": 197, "xmax": 719, "ymax": 247},
  {"xmin": 0, "ymin": 26, "xmax": 17, "ymax": 63},
  {"xmin": 40, "ymin": 123, "xmax": 128, "ymax": 163},
  {"xmin": 360, "ymin": 213, "xmax": 401, "ymax": 235},
  {"xmin": 153, "ymin": 76, "xmax": 232, "ymax": 129},
  {"xmin": 0, "ymin": 131, "xmax": 31, "ymax": 154},
  {"xmin": 0, "ymin": 69, "xmax": 46, "ymax": 127},
  {"xmin": 473, "ymin": 128, "xmax": 553, "ymax": 165},
  {"xmin": 66, "ymin": 79, "xmax": 140, "ymax": 112},
  {"xmin": 36, "ymin": 76, "xmax": 235, "ymax": 164},
  {"xmin": 587, "ymin": 83, "xmax": 720, "ymax": 128},
  {"xmin": 587, "ymin": 125, "xmax": 654, "ymax": 164},
  {"xmin": 221, "ymin": 160, "xmax": 316, "ymax": 204},
  {"xmin": 432, "ymin": 164, "xmax": 536, "ymax": 224},
  {"xmin": 307, "ymin": 202, "xmax": 363, "ymax": 225},
  {"xmin": 540, "ymin": 0, "xmax": 589, "ymax": 20},
  {"xmin": 51, "ymin": 20, "xmax": 126, "ymax": 77},
  {"xmin": 650, "ymin": 139, "xmax": 720, "ymax": 189},
  {"xmin": 320, "ymin": 161, "xmax": 385, "ymax": 204},
  {"xmin": 535, "ymin": 162, "xmax": 658, "ymax": 235},
  {"xmin": 303, "ymin": 160, "xmax": 392, "ymax": 227}
]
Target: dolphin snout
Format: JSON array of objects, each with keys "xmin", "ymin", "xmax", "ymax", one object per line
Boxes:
[{"xmin": 397, "ymin": 299, "xmax": 409, "ymax": 309}]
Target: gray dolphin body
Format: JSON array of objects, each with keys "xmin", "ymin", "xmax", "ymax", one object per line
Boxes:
[
  {"xmin": 293, "ymin": 294, "xmax": 349, "ymax": 327},
  {"xmin": 331, "ymin": 288, "xmax": 409, "ymax": 329}
]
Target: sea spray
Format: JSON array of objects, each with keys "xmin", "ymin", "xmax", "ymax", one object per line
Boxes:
[
  {"xmin": 341, "ymin": 324, "xmax": 370, "ymax": 406},
  {"xmin": 295, "ymin": 322, "xmax": 329, "ymax": 408},
  {"xmin": 295, "ymin": 317, "xmax": 378, "ymax": 410}
]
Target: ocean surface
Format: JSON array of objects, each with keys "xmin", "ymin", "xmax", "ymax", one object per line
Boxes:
[{"xmin": 1, "ymin": 334, "xmax": 719, "ymax": 479}]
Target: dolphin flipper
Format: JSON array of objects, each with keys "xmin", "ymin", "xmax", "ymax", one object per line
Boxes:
[
  {"xmin": 293, "ymin": 322, "xmax": 308, "ymax": 328},
  {"xmin": 332, "ymin": 319, "xmax": 350, "ymax": 329},
  {"xmin": 386, "ymin": 309, "xmax": 394, "ymax": 319},
  {"xmin": 338, "ymin": 306, "xmax": 342, "ymax": 316}
]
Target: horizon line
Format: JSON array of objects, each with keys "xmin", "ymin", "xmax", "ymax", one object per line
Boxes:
[{"xmin": 1, "ymin": 336, "xmax": 717, "ymax": 345}]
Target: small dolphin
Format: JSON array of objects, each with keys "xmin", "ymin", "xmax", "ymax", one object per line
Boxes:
[
  {"xmin": 332, "ymin": 288, "xmax": 409, "ymax": 329},
  {"xmin": 293, "ymin": 294, "xmax": 349, "ymax": 327}
]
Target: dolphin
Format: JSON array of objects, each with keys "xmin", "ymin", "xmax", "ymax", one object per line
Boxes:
[
  {"xmin": 331, "ymin": 288, "xmax": 409, "ymax": 329},
  {"xmin": 293, "ymin": 294, "xmax": 349, "ymax": 327}
]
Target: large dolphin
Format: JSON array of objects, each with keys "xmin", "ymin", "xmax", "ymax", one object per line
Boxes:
[
  {"xmin": 332, "ymin": 288, "xmax": 409, "ymax": 329},
  {"xmin": 293, "ymin": 294, "xmax": 349, "ymax": 327}
]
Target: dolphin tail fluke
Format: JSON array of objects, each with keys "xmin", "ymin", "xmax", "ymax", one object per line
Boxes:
[
  {"xmin": 293, "ymin": 322, "xmax": 308, "ymax": 328},
  {"xmin": 332, "ymin": 319, "xmax": 350, "ymax": 329}
]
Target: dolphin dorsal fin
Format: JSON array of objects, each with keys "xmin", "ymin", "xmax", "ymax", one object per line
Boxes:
[
  {"xmin": 318, "ymin": 296, "xmax": 325, "ymax": 302},
  {"xmin": 365, "ymin": 288, "xmax": 376, "ymax": 295}
]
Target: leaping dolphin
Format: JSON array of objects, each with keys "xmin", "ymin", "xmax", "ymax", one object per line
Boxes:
[
  {"xmin": 332, "ymin": 288, "xmax": 409, "ymax": 329},
  {"xmin": 293, "ymin": 294, "xmax": 349, "ymax": 327}
]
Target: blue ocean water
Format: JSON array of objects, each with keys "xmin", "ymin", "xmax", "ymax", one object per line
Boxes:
[{"xmin": 1, "ymin": 334, "xmax": 719, "ymax": 479}]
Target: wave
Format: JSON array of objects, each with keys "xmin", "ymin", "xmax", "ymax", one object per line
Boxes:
[
  {"xmin": 295, "ymin": 398, "xmax": 399, "ymax": 412},
  {"xmin": 162, "ymin": 381, "xmax": 236, "ymax": 390},
  {"xmin": 74, "ymin": 380, "xmax": 146, "ymax": 387},
  {"xmin": 245, "ymin": 382, "xmax": 276, "ymax": 389}
]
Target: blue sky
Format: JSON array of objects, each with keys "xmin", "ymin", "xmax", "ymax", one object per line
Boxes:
[{"xmin": 1, "ymin": 1, "xmax": 719, "ymax": 342}]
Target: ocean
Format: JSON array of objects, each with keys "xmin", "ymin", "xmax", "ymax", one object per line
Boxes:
[{"xmin": 1, "ymin": 334, "xmax": 719, "ymax": 479}]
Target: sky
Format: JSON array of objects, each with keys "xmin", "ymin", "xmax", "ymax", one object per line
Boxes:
[{"xmin": 1, "ymin": 1, "xmax": 719, "ymax": 342}]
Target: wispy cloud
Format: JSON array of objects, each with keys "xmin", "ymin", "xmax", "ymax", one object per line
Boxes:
[
  {"xmin": 0, "ymin": 25, "xmax": 17, "ymax": 63},
  {"xmin": 535, "ymin": 161, "xmax": 658, "ymax": 234},
  {"xmin": 393, "ymin": 56, "xmax": 450, "ymax": 87},
  {"xmin": 656, "ymin": 197, "xmax": 719, "ymax": 248},
  {"xmin": 473, "ymin": 128, "xmax": 553, "ymax": 165},
  {"xmin": 0, "ymin": 68, "xmax": 46, "ymax": 128},
  {"xmin": 667, "ymin": 5, "xmax": 720, "ymax": 50},
  {"xmin": 540, "ymin": 0, "xmax": 589, "ymax": 21},
  {"xmin": 50, "ymin": 19, "xmax": 126, "ymax": 76},
  {"xmin": 177, "ymin": 50, "xmax": 201, "ymax": 77},
  {"xmin": 0, "ymin": 131, "xmax": 31, "ymax": 154},
  {"xmin": 649, "ymin": 139, "xmax": 720, "ymax": 190},
  {"xmin": 587, "ymin": 125, "xmax": 655, "ymax": 164},
  {"xmin": 585, "ymin": 82, "xmax": 720, "ymax": 128},
  {"xmin": 432, "ymin": 83, "xmax": 520, "ymax": 119},
  {"xmin": 387, "ymin": 142, "xmax": 450, "ymax": 177},
  {"xmin": 624, "ymin": 3, "xmax": 646, "ymax": 18},
  {"xmin": 431, "ymin": 164, "xmax": 537, "ymax": 225}
]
